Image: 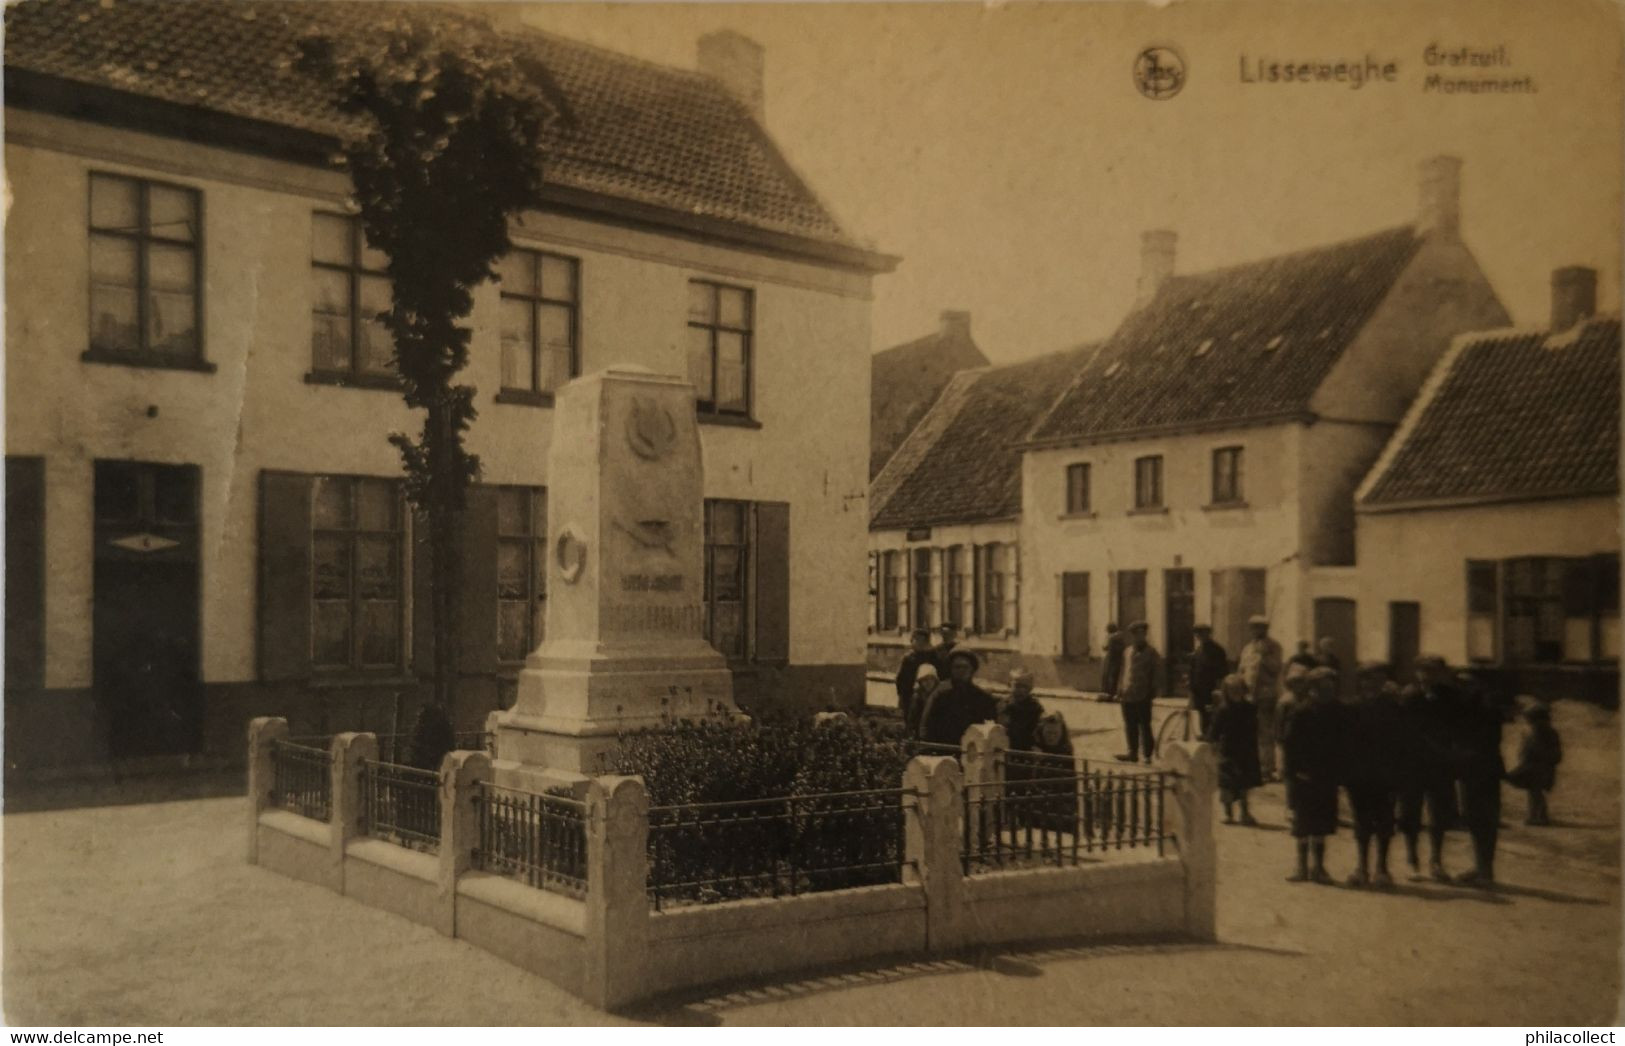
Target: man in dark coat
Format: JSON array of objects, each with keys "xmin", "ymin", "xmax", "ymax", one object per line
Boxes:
[
  {"xmin": 1343, "ymin": 661, "xmax": 1408, "ymax": 888},
  {"xmin": 894, "ymin": 628, "xmax": 936, "ymax": 726},
  {"xmin": 1114, "ymin": 621, "xmax": 1164, "ymax": 764},
  {"xmin": 1187, "ymin": 623, "xmax": 1229, "ymax": 736},
  {"xmin": 1455, "ymin": 669, "xmax": 1511, "ymax": 887},
  {"xmin": 932, "ymin": 624, "xmax": 959, "ymax": 670},
  {"xmin": 1280, "ymin": 667, "xmax": 1344, "ymax": 883},
  {"xmin": 918, "ymin": 648, "xmax": 998, "ymax": 748},
  {"xmin": 1397, "ymin": 655, "xmax": 1468, "ymax": 882},
  {"xmin": 1099, "ymin": 622, "xmax": 1126, "ymax": 701},
  {"xmin": 997, "ymin": 667, "xmax": 1044, "ymax": 752}
]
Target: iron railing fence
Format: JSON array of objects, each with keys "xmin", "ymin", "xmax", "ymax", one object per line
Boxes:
[
  {"xmin": 647, "ymin": 787, "xmax": 916, "ymax": 909},
  {"xmin": 471, "ymin": 782, "xmax": 588, "ymax": 897},
  {"xmin": 270, "ymin": 740, "xmax": 332, "ymax": 822},
  {"xmin": 962, "ymin": 760, "xmax": 1174, "ymax": 874},
  {"xmin": 362, "ymin": 760, "xmax": 442, "ymax": 853}
]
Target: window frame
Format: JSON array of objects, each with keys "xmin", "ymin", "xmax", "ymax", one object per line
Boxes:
[
  {"xmin": 309, "ymin": 474, "xmax": 406, "ymax": 675},
  {"xmin": 1065, "ymin": 462, "xmax": 1092, "ymax": 515},
  {"xmin": 687, "ymin": 279, "xmax": 755, "ymax": 419},
  {"xmin": 495, "ymin": 485, "xmax": 548, "ymax": 665},
  {"xmin": 85, "ymin": 171, "xmax": 209, "ymax": 371},
  {"xmin": 309, "ymin": 212, "xmax": 396, "ymax": 388},
  {"xmin": 980, "ymin": 543, "xmax": 1006, "ymax": 634},
  {"xmin": 1211, "ymin": 445, "xmax": 1245, "ymax": 505},
  {"xmin": 496, "ymin": 248, "xmax": 581, "ymax": 406},
  {"xmin": 1465, "ymin": 559, "xmax": 1499, "ymax": 664},
  {"xmin": 703, "ymin": 498, "xmax": 752, "ymax": 661},
  {"xmin": 1133, "ymin": 455, "xmax": 1165, "ymax": 511}
]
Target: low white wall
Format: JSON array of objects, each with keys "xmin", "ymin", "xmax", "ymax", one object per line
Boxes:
[
  {"xmin": 344, "ymin": 839, "xmax": 440, "ymax": 930},
  {"xmin": 256, "ymin": 810, "xmax": 332, "ymax": 890},
  {"xmin": 455, "ymin": 873, "xmax": 589, "ymax": 998},
  {"xmin": 963, "ymin": 857, "xmax": 1185, "ymax": 945}
]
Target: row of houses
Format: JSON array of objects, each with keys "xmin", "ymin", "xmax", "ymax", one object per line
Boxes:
[
  {"xmin": 869, "ymin": 157, "xmax": 1619, "ymax": 702},
  {"xmin": 4, "ymin": 0, "xmax": 896, "ymax": 777}
]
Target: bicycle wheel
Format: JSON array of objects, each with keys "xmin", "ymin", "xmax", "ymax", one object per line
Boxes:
[{"xmin": 1155, "ymin": 707, "xmax": 1193, "ymax": 755}]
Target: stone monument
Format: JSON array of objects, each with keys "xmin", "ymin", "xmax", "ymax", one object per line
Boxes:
[{"xmin": 492, "ymin": 365, "xmax": 737, "ymax": 785}]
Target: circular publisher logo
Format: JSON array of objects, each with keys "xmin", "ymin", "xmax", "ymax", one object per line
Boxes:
[{"xmin": 1134, "ymin": 46, "xmax": 1186, "ymax": 100}]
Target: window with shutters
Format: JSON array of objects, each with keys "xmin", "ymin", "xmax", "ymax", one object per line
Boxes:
[
  {"xmin": 945, "ymin": 545, "xmax": 966, "ymax": 629},
  {"xmin": 311, "ymin": 475, "xmax": 404, "ymax": 671},
  {"xmin": 703, "ymin": 499, "xmax": 750, "ymax": 659},
  {"xmin": 1503, "ymin": 557, "xmax": 1566, "ymax": 664},
  {"xmin": 687, "ymin": 281, "xmax": 753, "ymax": 417},
  {"xmin": 1211, "ymin": 446, "xmax": 1244, "ymax": 505},
  {"xmin": 1134, "ymin": 455, "xmax": 1164, "ymax": 510},
  {"xmin": 912, "ymin": 548, "xmax": 933, "ymax": 630},
  {"xmin": 980, "ymin": 543, "xmax": 1006, "ymax": 634},
  {"xmin": 1065, "ymin": 463, "xmax": 1091, "ymax": 515},
  {"xmin": 310, "ymin": 212, "xmax": 395, "ymax": 385},
  {"xmin": 1466, "ymin": 560, "xmax": 1498, "ymax": 662},
  {"xmin": 496, "ymin": 486, "xmax": 547, "ymax": 663},
  {"xmin": 88, "ymin": 172, "xmax": 205, "ymax": 368},
  {"xmin": 497, "ymin": 249, "xmax": 579, "ymax": 403},
  {"xmin": 880, "ymin": 550, "xmax": 902, "ymax": 630}
]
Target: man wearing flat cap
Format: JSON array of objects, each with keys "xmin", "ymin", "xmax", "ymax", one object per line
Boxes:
[
  {"xmin": 1188, "ymin": 623, "xmax": 1230, "ymax": 736},
  {"xmin": 917, "ymin": 647, "xmax": 998, "ymax": 748},
  {"xmin": 1114, "ymin": 620, "xmax": 1165, "ymax": 763},
  {"xmin": 1238, "ymin": 615, "xmax": 1284, "ymax": 780}
]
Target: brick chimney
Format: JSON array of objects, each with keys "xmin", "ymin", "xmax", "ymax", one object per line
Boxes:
[
  {"xmin": 940, "ymin": 310, "xmax": 971, "ymax": 339},
  {"xmin": 698, "ymin": 30, "xmax": 765, "ymax": 123},
  {"xmin": 1551, "ymin": 266, "xmax": 1598, "ymax": 332},
  {"xmin": 1417, "ymin": 155, "xmax": 1462, "ymax": 237},
  {"xmin": 1135, "ymin": 229, "xmax": 1177, "ymax": 308}
]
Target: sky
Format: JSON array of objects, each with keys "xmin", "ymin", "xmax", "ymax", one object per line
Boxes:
[{"xmin": 508, "ymin": 0, "xmax": 1621, "ymax": 365}]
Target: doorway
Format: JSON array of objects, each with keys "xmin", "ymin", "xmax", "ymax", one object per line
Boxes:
[
  {"xmin": 1061, "ymin": 572, "xmax": 1090, "ymax": 658},
  {"xmin": 93, "ymin": 461, "xmax": 203, "ymax": 758},
  {"xmin": 1388, "ymin": 601, "xmax": 1421, "ymax": 685},
  {"xmin": 1313, "ymin": 597, "xmax": 1357, "ymax": 695},
  {"xmin": 1164, "ymin": 568, "xmax": 1195, "ymax": 694}
]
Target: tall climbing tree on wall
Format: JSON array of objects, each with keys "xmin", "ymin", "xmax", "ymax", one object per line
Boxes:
[{"xmin": 298, "ymin": 11, "xmax": 561, "ymax": 767}]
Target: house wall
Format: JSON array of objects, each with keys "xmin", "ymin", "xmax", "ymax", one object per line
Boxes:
[
  {"xmin": 1354, "ymin": 496, "xmax": 1619, "ymax": 702},
  {"xmin": 1019, "ymin": 423, "xmax": 1308, "ymax": 688},
  {"xmin": 4, "ymin": 108, "xmax": 875, "ymax": 773}
]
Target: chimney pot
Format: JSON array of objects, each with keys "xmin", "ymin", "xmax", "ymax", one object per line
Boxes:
[
  {"xmin": 940, "ymin": 310, "xmax": 971, "ymax": 338},
  {"xmin": 698, "ymin": 30, "xmax": 765, "ymax": 123},
  {"xmin": 1418, "ymin": 155, "xmax": 1462, "ymax": 237},
  {"xmin": 1551, "ymin": 266, "xmax": 1598, "ymax": 331},
  {"xmin": 1135, "ymin": 229, "xmax": 1177, "ymax": 308}
]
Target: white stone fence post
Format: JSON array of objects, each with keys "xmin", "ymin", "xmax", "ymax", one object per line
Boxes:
[
  {"xmin": 245, "ymin": 715, "xmax": 288, "ymax": 864},
  {"xmin": 1157, "ymin": 739, "xmax": 1218, "ymax": 940}
]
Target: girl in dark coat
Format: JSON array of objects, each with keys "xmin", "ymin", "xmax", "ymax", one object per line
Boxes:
[
  {"xmin": 1506, "ymin": 701, "xmax": 1562, "ymax": 826},
  {"xmin": 1026, "ymin": 712, "xmax": 1079, "ymax": 834},
  {"xmin": 1204, "ymin": 674, "xmax": 1261, "ymax": 826},
  {"xmin": 1280, "ymin": 667, "xmax": 1344, "ymax": 883}
]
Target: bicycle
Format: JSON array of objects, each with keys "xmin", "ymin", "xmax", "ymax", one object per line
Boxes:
[{"xmin": 1155, "ymin": 704, "xmax": 1200, "ymax": 756}]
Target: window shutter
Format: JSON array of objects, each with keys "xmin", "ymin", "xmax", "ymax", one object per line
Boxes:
[
  {"xmin": 754, "ymin": 501, "xmax": 791, "ymax": 663},
  {"xmin": 459, "ymin": 485, "xmax": 500, "ymax": 676},
  {"xmin": 4, "ymin": 457, "xmax": 45, "ymax": 689},
  {"xmin": 972, "ymin": 544, "xmax": 984, "ymax": 634},
  {"xmin": 900, "ymin": 543, "xmax": 912, "ymax": 632},
  {"xmin": 258, "ymin": 471, "xmax": 313, "ymax": 682},
  {"xmin": 1008, "ymin": 543, "xmax": 1021, "ymax": 635},
  {"xmin": 412, "ymin": 509, "xmax": 434, "ymax": 677}
]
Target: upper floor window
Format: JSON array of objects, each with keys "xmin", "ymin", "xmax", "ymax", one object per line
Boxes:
[
  {"xmin": 311, "ymin": 213, "xmax": 394, "ymax": 383},
  {"xmin": 687, "ymin": 281, "xmax": 753, "ymax": 416},
  {"xmin": 1211, "ymin": 446, "xmax": 1244, "ymax": 504},
  {"xmin": 88, "ymin": 173, "xmax": 202, "ymax": 365},
  {"xmin": 1065, "ymin": 462, "xmax": 1092, "ymax": 514},
  {"xmin": 496, "ymin": 486, "xmax": 548, "ymax": 662},
  {"xmin": 498, "ymin": 250, "xmax": 579, "ymax": 402},
  {"xmin": 311, "ymin": 475, "xmax": 404, "ymax": 671},
  {"xmin": 1134, "ymin": 455, "xmax": 1164, "ymax": 510}
]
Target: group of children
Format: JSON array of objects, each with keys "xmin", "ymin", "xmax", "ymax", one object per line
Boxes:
[{"xmin": 1203, "ymin": 656, "xmax": 1564, "ymax": 889}]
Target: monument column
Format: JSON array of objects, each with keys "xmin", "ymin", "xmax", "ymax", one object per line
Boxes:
[{"xmin": 493, "ymin": 366, "xmax": 738, "ymax": 784}]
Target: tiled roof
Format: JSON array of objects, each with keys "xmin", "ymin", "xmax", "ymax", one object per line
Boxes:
[
  {"xmin": 4, "ymin": 0, "xmax": 857, "ymax": 251},
  {"xmin": 1026, "ymin": 227, "xmax": 1423, "ymax": 444},
  {"xmin": 1360, "ymin": 316, "xmax": 1621, "ymax": 507},
  {"xmin": 870, "ymin": 325, "xmax": 988, "ymax": 479},
  {"xmin": 871, "ymin": 343, "xmax": 1100, "ymax": 529}
]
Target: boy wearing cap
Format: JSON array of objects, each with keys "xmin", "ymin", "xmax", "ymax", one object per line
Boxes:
[
  {"xmin": 1188, "ymin": 624, "xmax": 1229, "ymax": 736},
  {"xmin": 1397, "ymin": 656, "xmax": 1466, "ymax": 882},
  {"xmin": 895, "ymin": 628, "xmax": 936, "ymax": 727},
  {"xmin": 1506, "ymin": 700, "xmax": 1562, "ymax": 826},
  {"xmin": 1114, "ymin": 621, "xmax": 1164, "ymax": 764},
  {"xmin": 932, "ymin": 624, "xmax": 959, "ymax": 671},
  {"xmin": 1205, "ymin": 673, "xmax": 1261, "ymax": 825},
  {"xmin": 1280, "ymin": 666, "xmax": 1344, "ymax": 883},
  {"xmin": 1344, "ymin": 662, "xmax": 1407, "ymax": 887},
  {"xmin": 918, "ymin": 648, "xmax": 998, "ymax": 748},
  {"xmin": 998, "ymin": 668, "xmax": 1044, "ymax": 753}
]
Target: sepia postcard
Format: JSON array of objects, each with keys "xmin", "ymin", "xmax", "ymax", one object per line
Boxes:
[{"xmin": 2, "ymin": 0, "xmax": 1621, "ymax": 1030}]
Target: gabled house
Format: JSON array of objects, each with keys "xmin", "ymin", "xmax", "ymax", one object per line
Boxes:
[
  {"xmin": 867, "ymin": 342, "xmax": 1097, "ymax": 681},
  {"xmin": 3, "ymin": 0, "xmax": 895, "ymax": 778},
  {"xmin": 870, "ymin": 310, "xmax": 988, "ymax": 479},
  {"xmin": 1016, "ymin": 156, "xmax": 1509, "ymax": 690},
  {"xmin": 1354, "ymin": 269, "xmax": 1619, "ymax": 701}
]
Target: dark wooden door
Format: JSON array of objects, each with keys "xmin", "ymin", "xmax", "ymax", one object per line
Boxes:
[
  {"xmin": 1164, "ymin": 568, "xmax": 1196, "ymax": 694},
  {"xmin": 1313, "ymin": 597, "xmax": 1357, "ymax": 695},
  {"xmin": 1389, "ymin": 601, "xmax": 1421, "ymax": 686},
  {"xmin": 93, "ymin": 461, "xmax": 202, "ymax": 758},
  {"xmin": 1061, "ymin": 572, "xmax": 1090, "ymax": 658}
]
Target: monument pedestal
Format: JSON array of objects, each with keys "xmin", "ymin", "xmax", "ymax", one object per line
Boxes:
[{"xmin": 490, "ymin": 365, "xmax": 738, "ymax": 787}]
